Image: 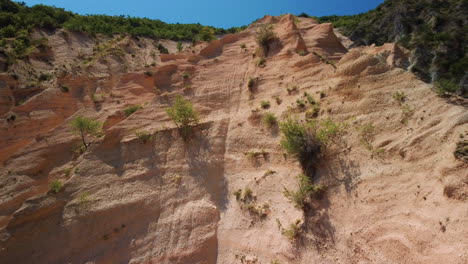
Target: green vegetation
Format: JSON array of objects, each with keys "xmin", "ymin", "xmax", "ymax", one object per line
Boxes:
[
  {"xmin": 263, "ymin": 112, "xmax": 277, "ymax": 128},
  {"xmin": 166, "ymin": 95, "xmax": 199, "ymax": 141},
  {"xmin": 157, "ymin": 43, "xmax": 169, "ymax": 54},
  {"xmin": 393, "ymin": 91, "xmax": 407, "ymax": 104},
  {"xmin": 176, "ymin": 41, "xmax": 183, "ymax": 52},
  {"xmin": 301, "ymin": 0, "xmax": 467, "ymax": 96},
  {"xmin": 279, "ymin": 118, "xmax": 346, "ymax": 174},
  {"xmin": 123, "ymin": 105, "xmax": 142, "ymax": 117},
  {"xmin": 256, "ymin": 56, "xmax": 266, "ymax": 67},
  {"xmin": 283, "ymin": 173, "xmax": 327, "ymax": 210},
  {"xmin": 296, "ymin": 98, "xmax": 306, "ymax": 109},
  {"xmin": 454, "ymin": 140, "xmax": 467, "ymax": 161},
  {"xmin": 286, "ymin": 85, "xmax": 298, "ymax": 95},
  {"xmin": 434, "ymin": 79, "xmax": 459, "ymax": 97},
  {"xmin": 247, "ymin": 77, "xmax": 256, "ymax": 92},
  {"xmin": 70, "ymin": 116, "xmax": 102, "ymax": 150},
  {"xmin": 50, "ymin": 180, "xmax": 63, "ymax": 194},
  {"xmin": 260, "ymin": 100, "xmax": 271, "ymax": 109},
  {"xmin": 358, "ymin": 123, "xmax": 376, "ymax": 151},
  {"xmin": 240, "ymin": 43, "xmax": 246, "ymax": 49},
  {"xmin": 281, "ymin": 219, "xmax": 303, "ymax": 241},
  {"xmin": 255, "ymin": 24, "xmax": 277, "ymax": 56},
  {"xmin": 135, "ymin": 130, "xmax": 153, "ymax": 144}
]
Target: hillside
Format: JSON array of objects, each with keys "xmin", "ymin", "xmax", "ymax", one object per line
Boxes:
[
  {"xmin": 0, "ymin": 4, "xmax": 467, "ymax": 264},
  {"xmin": 304, "ymin": 0, "xmax": 468, "ymax": 98}
]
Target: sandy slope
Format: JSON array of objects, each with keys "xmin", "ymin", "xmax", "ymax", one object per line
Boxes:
[{"xmin": 0, "ymin": 15, "xmax": 466, "ymax": 264}]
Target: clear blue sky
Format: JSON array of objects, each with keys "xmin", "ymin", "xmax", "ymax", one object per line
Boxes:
[{"xmin": 23, "ymin": 0, "xmax": 384, "ymax": 28}]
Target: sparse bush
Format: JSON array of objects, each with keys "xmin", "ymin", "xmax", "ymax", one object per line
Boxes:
[
  {"xmin": 256, "ymin": 57, "xmax": 266, "ymax": 67},
  {"xmin": 144, "ymin": 71, "xmax": 153, "ymax": 76},
  {"xmin": 124, "ymin": 105, "xmax": 142, "ymax": 117},
  {"xmin": 282, "ymin": 219, "xmax": 303, "ymax": 241},
  {"xmin": 61, "ymin": 85, "xmax": 70, "ymax": 92},
  {"xmin": 157, "ymin": 43, "xmax": 169, "ymax": 54},
  {"xmin": 305, "ymin": 93, "xmax": 315, "ymax": 105},
  {"xmin": 247, "ymin": 77, "xmax": 256, "ymax": 92},
  {"xmin": 166, "ymin": 95, "xmax": 199, "ymax": 141},
  {"xmin": 358, "ymin": 123, "xmax": 376, "ymax": 151},
  {"xmin": 305, "ymin": 105, "xmax": 320, "ymax": 119},
  {"xmin": 243, "ymin": 188, "xmax": 253, "ymax": 200},
  {"xmin": 135, "ymin": 130, "xmax": 153, "ymax": 144},
  {"xmin": 233, "ymin": 189, "xmax": 242, "ymax": 201},
  {"xmin": 263, "ymin": 112, "xmax": 277, "ymax": 128},
  {"xmin": 182, "ymin": 72, "xmax": 190, "ymax": 79},
  {"xmin": 70, "ymin": 116, "xmax": 102, "ymax": 150},
  {"xmin": 393, "ymin": 91, "xmax": 406, "ymax": 104},
  {"xmin": 38, "ymin": 73, "xmax": 52, "ymax": 82},
  {"xmin": 286, "ymin": 85, "xmax": 298, "ymax": 95},
  {"xmin": 255, "ymin": 24, "xmax": 277, "ymax": 56},
  {"xmin": 400, "ymin": 104, "xmax": 414, "ymax": 125},
  {"xmin": 260, "ymin": 100, "xmax": 271, "ymax": 109},
  {"xmin": 50, "ymin": 180, "xmax": 63, "ymax": 194},
  {"xmin": 434, "ymin": 79, "xmax": 458, "ymax": 97},
  {"xmin": 240, "ymin": 43, "xmax": 246, "ymax": 49},
  {"xmin": 454, "ymin": 140, "xmax": 467, "ymax": 161},
  {"xmin": 177, "ymin": 42, "xmax": 183, "ymax": 52},
  {"xmin": 296, "ymin": 98, "xmax": 306, "ymax": 109},
  {"xmin": 283, "ymin": 173, "xmax": 327, "ymax": 210},
  {"xmin": 274, "ymin": 96, "xmax": 282, "ymax": 105}
]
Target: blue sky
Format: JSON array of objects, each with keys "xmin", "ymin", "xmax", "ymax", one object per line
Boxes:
[{"xmin": 23, "ymin": 0, "xmax": 384, "ymax": 28}]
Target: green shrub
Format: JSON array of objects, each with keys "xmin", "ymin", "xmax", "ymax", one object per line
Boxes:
[
  {"xmin": 144, "ymin": 71, "xmax": 153, "ymax": 76},
  {"xmin": 282, "ymin": 219, "xmax": 302, "ymax": 241},
  {"xmin": 255, "ymin": 24, "xmax": 277, "ymax": 56},
  {"xmin": 454, "ymin": 140, "xmax": 467, "ymax": 161},
  {"xmin": 256, "ymin": 57, "xmax": 266, "ymax": 67},
  {"xmin": 124, "ymin": 105, "xmax": 142, "ymax": 117},
  {"xmin": 177, "ymin": 42, "xmax": 183, "ymax": 52},
  {"xmin": 434, "ymin": 79, "xmax": 458, "ymax": 96},
  {"xmin": 283, "ymin": 173, "xmax": 327, "ymax": 210},
  {"xmin": 247, "ymin": 77, "xmax": 256, "ymax": 92},
  {"xmin": 260, "ymin": 100, "xmax": 271, "ymax": 109},
  {"xmin": 393, "ymin": 91, "xmax": 406, "ymax": 104},
  {"xmin": 233, "ymin": 189, "xmax": 242, "ymax": 201},
  {"xmin": 305, "ymin": 105, "xmax": 320, "ymax": 119},
  {"xmin": 50, "ymin": 180, "xmax": 63, "ymax": 194},
  {"xmin": 61, "ymin": 85, "xmax": 70, "ymax": 92},
  {"xmin": 157, "ymin": 43, "xmax": 169, "ymax": 54},
  {"xmin": 296, "ymin": 98, "xmax": 306, "ymax": 109},
  {"xmin": 38, "ymin": 73, "xmax": 52, "ymax": 82},
  {"xmin": 70, "ymin": 116, "xmax": 102, "ymax": 150},
  {"xmin": 135, "ymin": 130, "xmax": 153, "ymax": 144},
  {"xmin": 263, "ymin": 112, "xmax": 277, "ymax": 128},
  {"xmin": 166, "ymin": 95, "xmax": 199, "ymax": 141},
  {"xmin": 279, "ymin": 118, "xmax": 322, "ymax": 173},
  {"xmin": 358, "ymin": 123, "xmax": 376, "ymax": 151},
  {"xmin": 286, "ymin": 85, "xmax": 298, "ymax": 95},
  {"xmin": 182, "ymin": 72, "xmax": 190, "ymax": 79},
  {"xmin": 240, "ymin": 43, "xmax": 246, "ymax": 49}
]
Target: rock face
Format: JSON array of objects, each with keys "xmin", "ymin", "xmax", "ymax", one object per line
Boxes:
[{"xmin": 0, "ymin": 15, "xmax": 467, "ymax": 264}]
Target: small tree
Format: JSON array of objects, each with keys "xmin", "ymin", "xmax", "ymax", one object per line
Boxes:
[
  {"xmin": 166, "ymin": 95, "xmax": 199, "ymax": 140},
  {"xmin": 177, "ymin": 42, "xmax": 183, "ymax": 52},
  {"xmin": 255, "ymin": 24, "xmax": 277, "ymax": 56},
  {"xmin": 70, "ymin": 116, "xmax": 102, "ymax": 150}
]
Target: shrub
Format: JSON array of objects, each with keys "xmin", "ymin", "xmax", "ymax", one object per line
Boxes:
[
  {"xmin": 61, "ymin": 85, "xmax": 70, "ymax": 92},
  {"xmin": 279, "ymin": 118, "xmax": 322, "ymax": 174},
  {"xmin": 157, "ymin": 43, "xmax": 169, "ymax": 54},
  {"xmin": 274, "ymin": 96, "xmax": 282, "ymax": 105},
  {"xmin": 70, "ymin": 116, "xmax": 102, "ymax": 150},
  {"xmin": 177, "ymin": 42, "xmax": 183, "ymax": 52},
  {"xmin": 50, "ymin": 180, "xmax": 63, "ymax": 194},
  {"xmin": 454, "ymin": 140, "xmax": 467, "ymax": 161},
  {"xmin": 38, "ymin": 73, "xmax": 52, "ymax": 82},
  {"xmin": 296, "ymin": 98, "xmax": 306, "ymax": 109},
  {"xmin": 305, "ymin": 105, "xmax": 320, "ymax": 119},
  {"xmin": 256, "ymin": 57, "xmax": 266, "ymax": 67},
  {"xmin": 393, "ymin": 91, "xmax": 406, "ymax": 104},
  {"xmin": 135, "ymin": 130, "xmax": 153, "ymax": 144},
  {"xmin": 247, "ymin": 77, "xmax": 256, "ymax": 91},
  {"xmin": 434, "ymin": 79, "xmax": 458, "ymax": 96},
  {"xmin": 240, "ymin": 43, "xmax": 246, "ymax": 49},
  {"xmin": 166, "ymin": 95, "xmax": 199, "ymax": 141},
  {"xmin": 124, "ymin": 105, "xmax": 142, "ymax": 117},
  {"xmin": 182, "ymin": 72, "xmax": 190, "ymax": 79},
  {"xmin": 144, "ymin": 71, "xmax": 153, "ymax": 76},
  {"xmin": 260, "ymin": 100, "xmax": 271, "ymax": 109},
  {"xmin": 233, "ymin": 189, "xmax": 242, "ymax": 201},
  {"xmin": 286, "ymin": 85, "xmax": 298, "ymax": 95},
  {"xmin": 283, "ymin": 173, "xmax": 327, "ymax": 210},
  {"xmin": 358, "ymin": 123, "xmax": 376, "ymax": 151},
  {"xmin": 255, "ymin": 24, "xmax": 277, "ymax": 56},
  {"xmin": 282, "ymin": 219, "xmax": 302, "ymax": 241},
  {"xmin": 305, "ymin": 93, "xmax": 315, "ymax": 105},
  {"xmin": 263, "ymin": 112, "xmax": 277, "ymax": 128}
]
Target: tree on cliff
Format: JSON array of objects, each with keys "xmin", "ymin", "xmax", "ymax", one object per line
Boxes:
[
  {"xmin": 166, "ymin": 95, "xmax": 199, "ymax": 141},
  {"xmin": 70, "ymin": 116, "xmax": 102, "ymax": 150}
]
